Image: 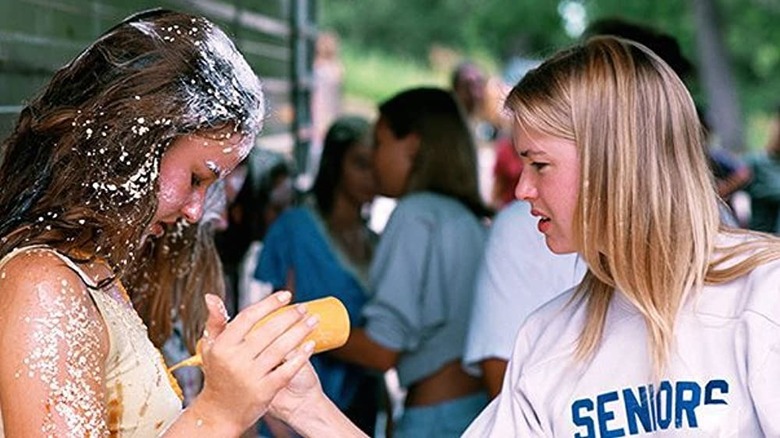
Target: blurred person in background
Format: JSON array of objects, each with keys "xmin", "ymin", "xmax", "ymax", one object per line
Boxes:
[
  {"xmin": 490, "ymin": 135, "xmax": 523, "ymax": 210},
  {"xmin": 254, "ymin": 115, "xmax": 380, "ymax": 436},
  {"xmin": 451, "ymin": 61, "xmax": 499, "ymax": 205},
  {"xmin": 698, "ymin": 107, "xmax": 752, "ymax": 226},
  {"xmin": 309, "ymin": 31, "xmax": 346, "ymax": 178},
  {"xmin": 745, "ymin": 103, "xmax": 780, "ymax": 234},
  {"xmin": 214, "ymin": 148, "xmax": 295, "ymax": 315},
  {"xmin": 331, "ymin": 88, "xmax": 492, "ymax": 437},
  {"xmin": 452, "ymin": 61, "xmax": 487, "ymax": 125}
]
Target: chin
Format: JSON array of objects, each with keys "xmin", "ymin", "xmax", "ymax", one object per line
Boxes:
[{"xmin": 545, "ymin": 238, "xmax": 577, "ymax": 255}]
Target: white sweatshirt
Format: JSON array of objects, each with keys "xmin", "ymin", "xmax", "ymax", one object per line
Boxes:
[{"xmin": 464, "ymin": 257, "xmax": 780, "ymax": 437}]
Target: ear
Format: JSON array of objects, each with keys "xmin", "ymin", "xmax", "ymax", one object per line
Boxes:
[{"xmin": 403, "ymin": 132, "xmax": 422, "ymax": 159}]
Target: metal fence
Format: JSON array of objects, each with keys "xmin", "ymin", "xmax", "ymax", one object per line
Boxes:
[{"xmin": 0, "ymin": 0, "xmax": 316, "ymax": 170}]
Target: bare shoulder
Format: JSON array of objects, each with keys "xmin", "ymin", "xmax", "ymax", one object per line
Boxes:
[
  {"xmin": 0, "ymin": 248, "xmax": 110, "ymax": 434},
  {"xmin": 0, "ymin": 247, "xmax": 110, "ymax": 355},
  {"xmin": 0, "ymin": 248, "xmax": 102, "ymax": 317},
  {"xmin": 0, "ymin": 249, "xmax": 109, "ymax": 349}
]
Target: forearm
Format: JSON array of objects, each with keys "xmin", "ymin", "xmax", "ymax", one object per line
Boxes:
[
  {"xmin": 480, "ymin": 358, "xmax": 509, "ymax": 400},
  {"xmin": 330, "ymin": 328, "xmax": 398, "ymax": 371},
  {"xmin": 286, "ymin": 392, "xmax": 368, "ymax": 438},
  {"xmin": 716, "ymin": 176, "xmax": 748, "ymax": 198},
  {"xmin": 716, "ymin": 167, "xmax": 751, "ymax": 198}
]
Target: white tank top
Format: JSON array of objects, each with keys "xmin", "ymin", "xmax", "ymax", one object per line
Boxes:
[{"xmin": 0, "ymin": 246, "xmax": 182, "ymax": 436}]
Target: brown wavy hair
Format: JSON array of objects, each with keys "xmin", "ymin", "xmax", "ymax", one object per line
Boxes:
[{"xmin": 0, "ymin": 9, "xmax": 264, "ymax": 351}]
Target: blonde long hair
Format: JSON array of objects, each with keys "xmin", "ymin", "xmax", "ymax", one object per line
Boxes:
[{"xmin": 505, "ymin": 36, "xmax": 780, "ymax": 370}]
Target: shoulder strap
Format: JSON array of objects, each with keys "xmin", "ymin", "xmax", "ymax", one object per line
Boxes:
[{"xmin": 0, "ymin": 245, "xmax": 100, "ymax": 289}]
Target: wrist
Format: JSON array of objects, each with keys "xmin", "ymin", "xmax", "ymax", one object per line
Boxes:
[
  {"xmin": 284, "ymin": 391, "xmax": 328, "ymax": 431},
  {"xmin": 285, "ymin": 393, "xmax": 366, "ymax": 438},
  {"xmin": 184, "ymin": 395, "xmax": 246, "ymax": 437}
]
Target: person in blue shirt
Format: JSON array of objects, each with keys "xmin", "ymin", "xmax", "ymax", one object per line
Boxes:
[
  {"xmin": 331, "ymin": 88, "xmax": 492, "ymax": 437},
  {"xmin": 254, "ymin": 115, "xmax": 380, "ymax": 435}
]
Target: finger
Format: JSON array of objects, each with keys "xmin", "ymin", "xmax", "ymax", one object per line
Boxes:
[
  {"xmin": 218, "ymin": 291, "xmax": 293, "ymax": 346},
  {"xmin": 262, "ymin": 340, "xmax": 316, "ymax": 391},
  {"xmin": 241, "ymin": 304, "xmax": 309, "ymax": 358},
  {"xmin": 252, "ymin": 313, "xmax": 319, "ymax": 376},
  {"xmin": 201, "ymin": 294, "xmax": 229, "ymax": 353}
]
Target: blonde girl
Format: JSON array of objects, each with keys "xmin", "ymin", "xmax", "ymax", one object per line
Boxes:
[{"xmin": 463, "ymin": 35, "xmax": 780, "ymax": 436}]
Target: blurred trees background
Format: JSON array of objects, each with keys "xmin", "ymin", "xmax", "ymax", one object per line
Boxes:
[{"xmin": 321, "ymin": 0, "xmax": 780, "ymax": 151}]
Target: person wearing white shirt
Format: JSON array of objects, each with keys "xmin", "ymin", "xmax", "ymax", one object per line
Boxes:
[
  {"xmin": 462, "ymin": 36, "xmax": 780, "ymax": 437},
  {"xmin": 463, "ymin": 200, "xmax": 585, "ymax": 398}
]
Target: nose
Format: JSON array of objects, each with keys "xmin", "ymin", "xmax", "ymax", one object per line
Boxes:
[
  {"xmin": 181, "ymin": 192, "xmax": 205, "ymax": 224},
  {"xmin": 514, "ymin": 171, "xmax": 536, "ymax": 201}
]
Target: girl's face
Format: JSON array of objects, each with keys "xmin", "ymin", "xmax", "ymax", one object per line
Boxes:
[
  {"xmin": 338, "ymin": 141, "xmax": 377, "ymax": 206},
  {"xmin": 148, "ymin": 132, "xmax": 254, "ymax": 238},
  {"xmin": 513, "ymin": 122, "xmax": 580, "ymax": 254},
  {"xmin": 372, "ymin": 117, "xmax": 417, "ymax": 198}
]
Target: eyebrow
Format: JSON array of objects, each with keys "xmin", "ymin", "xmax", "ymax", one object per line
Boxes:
[{"xmin": 518, "ymin": 149, "xmax": 544, "ymax": 158}]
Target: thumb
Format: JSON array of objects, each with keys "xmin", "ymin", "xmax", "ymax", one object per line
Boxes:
[{"xmin": 202, "ymin": 293, "xmax": 229, "ymax": 347}]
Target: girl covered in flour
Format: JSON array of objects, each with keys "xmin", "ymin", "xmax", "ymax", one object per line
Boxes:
[{"xmin": 0, "ymin": 9, "xmax": 328, "ymax": 437}]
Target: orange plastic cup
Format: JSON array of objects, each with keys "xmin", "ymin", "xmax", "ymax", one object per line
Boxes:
[{"xmin": 169, "ymin": 296, "xmax": 350, "ymax": 371}]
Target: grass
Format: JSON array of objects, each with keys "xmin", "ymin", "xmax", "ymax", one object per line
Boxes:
[{"xmin": 340, "ymin": 43, "xmax": 448, "ymax": 106}]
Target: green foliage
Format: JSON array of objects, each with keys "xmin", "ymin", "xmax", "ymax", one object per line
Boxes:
[
  {"xmin": 584, "ymin": 0, "xmax": 780, "ymax": 147},
  {"xmin": 322, "ymin": 0, "xmax": 779, "ymax": 139},
  {"xmin": 720, "ymin": 0, "xmax": 780, "ymax": 118},
  {"xmin": 462, "ymin": 0, "xmax": 572, "ymax": 59},
  {"xmin": 340, "ymin": 43, "xmax": 448, "ymax": 104},
  {"xmin": 746, "ymin": 112, "xmax": 775, "ymax": 152},
  {"xmin": 321, "ymin": 0, "xmax": 568, "ymax": 61},
  {"xmin": 321, "ymin": 0, "xmax": 473, "ymax": 60}
]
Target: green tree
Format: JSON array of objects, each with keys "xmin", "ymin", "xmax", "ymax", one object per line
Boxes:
[{"xmin": 322, "ymin": 0, "xmax": 780, "ymax": 149}]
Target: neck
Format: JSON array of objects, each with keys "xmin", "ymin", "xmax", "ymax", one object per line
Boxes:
[{"xmin": 325, "ymin": 192, "xmax": 363, "ymax": 231}]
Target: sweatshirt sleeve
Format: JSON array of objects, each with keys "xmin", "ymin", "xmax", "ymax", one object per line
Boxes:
[
  {"xmin": 747, "ymin": 272, "xmax": 780, "ymax": 434},
  {"xmin": 746, "ymin": 259, "xmax": 780, "ymax": 434},
  {"xmin": 751, "ymin": 336, "xmax": 780, "ymax": 435}
]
